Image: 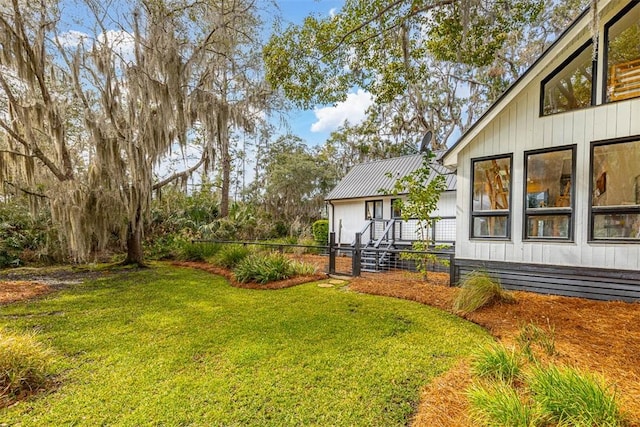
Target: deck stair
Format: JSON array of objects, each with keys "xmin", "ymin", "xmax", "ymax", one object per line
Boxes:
[{"xmin": 358, "ymin": 219, "xmax": 396, "ymax": 273}]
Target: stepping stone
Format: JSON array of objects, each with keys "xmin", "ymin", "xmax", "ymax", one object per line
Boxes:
[
  {"xmin": 329, "ymin": 280, "xmax": 347, "ymax": 285},
  {"xmin": 317, "ymin": 283, "xmax": 334, "ymax": 288}
]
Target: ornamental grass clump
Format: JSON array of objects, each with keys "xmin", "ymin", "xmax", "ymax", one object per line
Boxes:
[
  {"xmin": 234, "ymin": 252, "xmax": 316, "ymax": 284},
  {"xmin": 0, "ymin": 329, "xmax": 57, "ymax": 403},
  {"xmin": 528, "ymin": 364, "xmax": 623, "ymax": 426},
  {"xmin": 471, "ymin": 344, "xmax": 522, "ymax": 384},
  {"xmin": 453, "ymin": 271, "xmax": 514, "ymax": 314},
  {"xmin": 213, "ymin": 244, "xmax": 251, "ymax": 269},
  {"xmin": 467, "ymin": 381, "xmax": 540, "ymax": 427}
]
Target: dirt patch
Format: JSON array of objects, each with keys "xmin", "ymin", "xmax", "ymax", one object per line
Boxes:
[{"xmin": 0, "ymin": 281, "xmax": 52, "ymax": 304}]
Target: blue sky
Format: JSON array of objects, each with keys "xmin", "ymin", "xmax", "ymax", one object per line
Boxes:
[
  {"xmin": 270, "ymin": 0, "xmax": 374, "ymax": 147},
  {"xmin": 57, "ymin": 0, "xmax": 372, "ymax": 149}
]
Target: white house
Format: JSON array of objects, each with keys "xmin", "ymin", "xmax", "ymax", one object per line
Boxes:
[
  {"xmin": 442, "ymin": 0, "xmax": 640, "ymax": 301},
  {"xmin": 325, "ymin": 153, "xmax": 456, "ymax": 247}
]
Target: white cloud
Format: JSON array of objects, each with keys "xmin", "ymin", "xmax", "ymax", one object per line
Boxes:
[
  {"xmin": 97, "ymin": 30, "xmax": 136, "ymax": 62},
  {"xmin": 310, "ymin": 89, "xmax": 373, "ymax": 133},
  {"xmin": 329, "ymin": 7, "xmax": 338, "ymax": 18},
  {"xmin": 58, "ymin": 30, "xmax": 90, "ymax": 48}
]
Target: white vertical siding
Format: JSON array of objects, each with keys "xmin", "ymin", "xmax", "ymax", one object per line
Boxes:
[
  {"xmin": 329, "ymin": 193, "xmax": 457, "ymax": 245},
  {"xmin": 455, "ymin": 65, "xmax": 640, "ymax": 269}
]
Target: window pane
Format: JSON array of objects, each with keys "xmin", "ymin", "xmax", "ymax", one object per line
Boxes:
[
  {"xmin": 542, "ymin": 44, "xmax": 593, "ymax": 115},
  {"xmin": 473, "ymin": 216, "xmax": 508, "ymax": 238},
  {"xmin": 606, "ymin": 3, "xmax": 640, "ymax": 102},
  {"xmin": 592, "ymin": 140, "xmax": 640, "ymax": 207},
  {"xmin": 473, "ymin": 157, "xmax": 511, "ymax": 211},
  {"xmin": 593, "ymin": 213, "xmax": 640, "ymax": 240},
  {"xmin": 527, "ymin": 215, "xmax": 570, "ymax": 238},
  {"xmin": 366, "ymin": 201, "xmax": 383, "ymax": 219},
  {"xmin": 526, "ymin": 149, "xmax": 573, "ymax": 209},
  {"xmin": 391, "ymin": 199, "xmax": 402, "ymax": 218}
]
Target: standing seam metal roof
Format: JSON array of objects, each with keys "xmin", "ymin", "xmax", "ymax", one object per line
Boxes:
[{"xmin": 325, "ymin": 154, "xmax": 456, "ymax": 201}]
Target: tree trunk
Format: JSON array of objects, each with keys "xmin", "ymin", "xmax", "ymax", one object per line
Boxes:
[
  {"xmin": 220, "ymin": 150, "xmax": 231, "ymax": 217},
  {"xmin": 123, "ymin": 222, "xmax": 145, "ymax": 266}
]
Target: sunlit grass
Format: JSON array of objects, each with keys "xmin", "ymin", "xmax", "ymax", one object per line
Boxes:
[{"xmin": 0, "ymin": 265, "xmax": 490, "ymax": 426}]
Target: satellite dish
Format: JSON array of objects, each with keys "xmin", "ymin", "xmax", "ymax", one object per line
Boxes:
[{"xmin": 419, "ymin": 131, "xmax": 433, "ymax": 153}]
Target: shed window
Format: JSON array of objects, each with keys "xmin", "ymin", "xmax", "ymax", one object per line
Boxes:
[
  {"xmin": 541, "ymin": 42, "xmax": 594, "ymax": 115},
  {"xmin": 590, "ymin": 138, "xmax": 640, "ymax": 241},
  {"xmin": 365, "ymin": 200, "xmax": 383, "ymax": 220},
  {"xmin": 391, "ymin": 198, "xmax": 402, "ymax": 218},
  {"xmin": 605, "ymin": 2, "xmax": 640, "ymax": 102},
  {"xmin": 471, "ymin": 155, "xmax": 512, "ymax": 238},
  {"xmin": 524, "ymin": 147, "xmax": 575, "ymax": 240}
]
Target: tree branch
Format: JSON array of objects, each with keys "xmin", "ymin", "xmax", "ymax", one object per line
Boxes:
[
  {"xmin": 152, "ymin": 151, "xmax": 209, "ymax": 190},
  {"xmin": 3, "ymin": 181, "xmax": 48, "ymax": 198}
]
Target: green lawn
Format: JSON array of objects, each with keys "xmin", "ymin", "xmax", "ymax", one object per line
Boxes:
[{"xmin": 0, "ymin": 265, "xmax": 490, "ymax": 426}]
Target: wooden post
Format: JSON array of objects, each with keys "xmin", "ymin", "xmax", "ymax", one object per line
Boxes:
[
  {"xmin": 352, "ymin": 232, "xmax": 362, "ymax": 277},
  {"xmin": 328, "ymin": 232, "xmax": 336, "ymax": 274}
]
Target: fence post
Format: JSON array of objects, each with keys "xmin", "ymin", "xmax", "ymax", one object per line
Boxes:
[
  {"xmin": 328, "ymin": 232, "xmax": 336, "ymax": 274},
  {"xmin": 449, "ymin": 252, "xmax": 455, "ymax": 286},
  {"xmin": 352, "ymin": 232, "xmax": 362, "ymax": 277}
]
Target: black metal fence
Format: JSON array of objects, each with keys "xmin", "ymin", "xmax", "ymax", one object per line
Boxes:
[{"xmin": 194, "ymin": 233, "xmax": 454, "ymax": 285}]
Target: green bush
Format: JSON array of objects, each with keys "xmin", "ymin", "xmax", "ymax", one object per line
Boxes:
[
  {"xmin": 312, "ymin": 220, "xmax": 329, "ymax": 245},
  {"xmin": 528, "ymin": 365, "xmax": 623, "ymax": 426},
  {"xmin": 0, "ymin": 329, "xmax": 57, "ymax": 402},
  {"xmin": 213, "ymin": 244, "xmax": 251, "ymax": 269},
  {"xmin": 453, "ymin": 271, "xmax": 514, "ymax": 314},
  {"xmin": 471, "ymin": 344, "xmax": 522, "ymax": 384},
  {"xmin": 467, "ymin": 381, "xmax": 540, "ymax": 427},
  {"xmin": 177, "ymin": 241, "xmax": 221, "ymax": 262},
  {"xmin": 233, "ymin": 252, "xmax": 317, "ymax": 284}
]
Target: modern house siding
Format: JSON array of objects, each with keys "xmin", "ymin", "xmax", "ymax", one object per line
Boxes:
[{"xmin": 444, "ymin": 0, "xmax": 640, "ymax": 300}]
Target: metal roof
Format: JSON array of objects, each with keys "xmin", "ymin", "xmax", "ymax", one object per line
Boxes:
[{"xmin": 325, "ymin": 153, "xmax": 456, "ymax": 201}]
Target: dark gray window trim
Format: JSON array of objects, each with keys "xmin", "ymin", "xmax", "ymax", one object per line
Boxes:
[
  {"xmin": 539, "ymin": 40, "xmax": 596, "ymax": 117},
  {"xmin": 523, "ymin": 145, "xmax": 576, "ymax": 242},
  {"xmin": 588, "ymin": 135, "xmax": 640, "ymax": 242},
  {"xmin": 470, "ymin": 153, "xmax": 513, "ymax": 240},
  {"xmin": 364, "ymin": 199, "xmax": 383, "ymax": 220}
]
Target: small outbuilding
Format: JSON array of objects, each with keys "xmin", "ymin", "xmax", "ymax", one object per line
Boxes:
[
  {"xmin": 442, "ymin": 0, "xmax": 640, "ymax": 301},
  {"xmin": 325, "ymin": 153, "xmax": 456, "ymax": 248}
]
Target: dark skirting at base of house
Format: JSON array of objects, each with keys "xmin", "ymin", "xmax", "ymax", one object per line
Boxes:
[{"xmin": 453, "ymin": 259, "xmax": 640, "ymax": 302}]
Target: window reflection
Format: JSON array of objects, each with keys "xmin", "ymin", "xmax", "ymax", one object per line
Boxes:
[
  {"xmin": 471, "ymin": 156, "xmax": 511, "ymax": 239},
  {"xmin": 606, "ymin": 2, "xmax": 640, "ymax": 102},
  {"xmin": 524, "ymin": 147, "xmax": 574, "ymax": 240},
  {"xmin": 591, "ymin": 139, "xmax": 640, "ymax": 240},
  {"xmin": 542, "ymin": 43, "xmax": 593, "ymax": 115}
]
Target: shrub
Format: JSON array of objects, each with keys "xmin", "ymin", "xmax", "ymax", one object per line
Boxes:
[
  {"xmin": 528, "ymin": 364, "xmax": 623, "ymax": 426},
  {"xmin": 471, "ymin": 344, "xmax": 522, "ymax": 384},
  {"xmin": 453, "ymin": 271, "xmax": 514, "ymax": 314},
  {"xmin": 467, "ymin": 381, "xmax": 540, "ymax": 427},
  {"xmin": 312, "ymin": 220, "xmax": 329, "ymax": 245},
  {"xmin": 213, "ymin": 244, "xmax": 251, "ymax": 269},
  {"xmin": 0, "ymin": 329, "xmax": 57, "ymax": 402},
  {"xmin": 177, "ymin": 241, "xmax": 221, "ymax": 262},
  {"xmin": 234, "ymin": 252, "xmax": 317, "ymax": 284}
]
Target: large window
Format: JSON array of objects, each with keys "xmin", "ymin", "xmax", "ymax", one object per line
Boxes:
[
  {"xmin": 471, "ymin": 155, "xmax": 512, "ymax": 238},
  {"xmin": 524, "ymin": 147, "xmax": 575, "ymax": 240},
  {"xmin": 605, "ymin": 2, "xmax": 640, "ymax": 103},
  {"xmin": 365, "ymin": 200, "xmax": 383, "ymax": 220},
  {"xmin": 590, "ymin": 137, "xmax": 640, "ymax": 241},
  {"xmin": 541, "ymin": 42, "xmax": 594, "ymax": 115}
]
